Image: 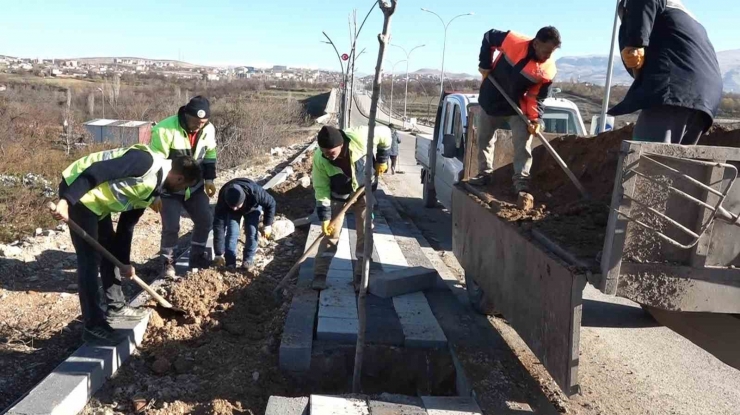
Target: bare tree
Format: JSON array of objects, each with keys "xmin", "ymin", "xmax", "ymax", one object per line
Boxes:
[{"xmin": 353, "ymin": 0, "xmax": 396, "ymax": 394}]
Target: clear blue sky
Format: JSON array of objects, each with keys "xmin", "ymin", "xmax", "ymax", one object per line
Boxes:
[{"xmin": 1, "ymin": 0, "xmax": 737, "ymax": 75}]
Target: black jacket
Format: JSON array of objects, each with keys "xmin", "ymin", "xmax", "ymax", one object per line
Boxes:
[
  {"xmin": 213, "ymin": 178, "xmax": 276, "ymax": 256},
  {"xmin": 608, "ymin": 0, "xmax": 723, "ymax": 129}
]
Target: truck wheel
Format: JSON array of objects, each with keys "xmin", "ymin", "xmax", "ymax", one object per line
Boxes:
[
  {"xmin": 465, "ymin": 271, "xmax": 497, "ymax": 316},
  {"xmin": 422, "ymin": 171, "xmax": 437, "ymax": 208}
]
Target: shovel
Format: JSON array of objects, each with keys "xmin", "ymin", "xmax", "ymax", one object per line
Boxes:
[
  {"xmin": 272, "ymin": 186, "xmax": 367, "ymax": 301},
  {"xmin": 48, "ymin": 202, "xmax": 186, "ymax": 315},
  {"xmin": 486, "ymin": 74, "xmax": 589, "ymax": 198}
]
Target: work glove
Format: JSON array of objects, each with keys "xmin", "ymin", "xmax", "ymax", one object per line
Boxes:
[
  {"xmin": 375, "ymin": 162, "xmax": 388, "ymax": 176},
  {"xmin": 149, "ymin": 196, "xmax": 162, "ymax": 213},
  {"xmin": 527, "ymin": 120, "xmax": 542, "ymax": 135},
  {"xmin": 204, "ymin": 180, "xmax": 217, "ymax": 198},
  {"xmin": 478, "ymin": 68, "xmax": 491, "ymax": 83},
  {"xmin": 213, "ymin": 256, "xmax": 226, "ymax": 267},
  {"xmin": 263, "ymin": 225, "xmax": 273, "ymax": 240},
  {"xmin": 321, "ymin": 220, "xmax": 334, "ymax": 237},
  {"xmin": 621, "ymin": 47, "xmax": 645, "ymax": 70}
]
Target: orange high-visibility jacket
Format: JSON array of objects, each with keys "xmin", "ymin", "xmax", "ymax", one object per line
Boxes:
[{"xmin": 478, "ymin": 30, "xmax": 557, "ymax": 121}]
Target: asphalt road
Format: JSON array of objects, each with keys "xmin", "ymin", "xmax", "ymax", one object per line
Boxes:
[{"xmin": 378, "ymin": 130, "xmax": 740, "ymax": 415}]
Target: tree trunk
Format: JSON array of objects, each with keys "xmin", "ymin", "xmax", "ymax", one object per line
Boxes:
[{"xmin": 352, "ymin": 0, "xmax": 397, "ymax": 394}]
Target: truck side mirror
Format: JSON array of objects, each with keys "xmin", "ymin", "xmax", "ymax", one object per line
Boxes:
[{"xmin": 442, "ymin": 134, "xmax": 457, "ymax": 158}]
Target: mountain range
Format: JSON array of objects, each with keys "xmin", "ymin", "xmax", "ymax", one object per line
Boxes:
[{"xmin": 555, "ymin": 49, "xmax": 740, "ymax": 92}]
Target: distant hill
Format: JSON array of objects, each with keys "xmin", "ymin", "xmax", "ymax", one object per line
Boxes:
[
  {"xmin": 411, "ymin": 68, "xmax": 477, "ymax": 80},
  {"xmin": 556, "ymin": 49, "xmax": 740, "ymax": 92},
  {"xmin": 72, "ymin": 57, "xmax": 207, "ymax": 69}
]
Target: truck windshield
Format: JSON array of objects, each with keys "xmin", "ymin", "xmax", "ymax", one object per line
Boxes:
[{"xmin": 542, "ymin": 109, "xmax": 578, "ymax": 135}]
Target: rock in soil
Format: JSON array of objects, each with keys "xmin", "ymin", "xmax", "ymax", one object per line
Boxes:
[
  {"xmin": 517, "ymin": 192, "xmax": 534, "ymax": 212},
  {"xmin": 151, "ymin": 357, "xmax": 171, "ymax": 375}
]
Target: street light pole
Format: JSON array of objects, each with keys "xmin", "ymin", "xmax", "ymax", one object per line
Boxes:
[
  {"xmin": 389, "ymin": 60, "xmax": 406, "ymax": 124},
  {"xmin": 322, "ymin": 33, "xmax": 346, "ymax": 128},
  {"xmin": 421, "ymin": 8, "xmax": 474, "ymax": 97},
  {"xmin": 391, "ymin": 44, "xmax": 425, "ymax": 127}
]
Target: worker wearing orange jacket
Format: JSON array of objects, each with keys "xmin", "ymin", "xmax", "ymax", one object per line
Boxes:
[{"xmin": 470, "ymin": 27, "xmax": 560, "ymax": 193}]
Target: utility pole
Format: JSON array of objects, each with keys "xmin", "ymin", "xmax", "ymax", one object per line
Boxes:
[
  {"xmin": 97, "ymin": 87, "xmax": 105, "ymax": 119},
  {"xmin": 421, "ymin": 8, "xmax": 474, "ymax": 97},
  {"xmin": 391, "ymin": 43, "xmax": 425, "ymax": 127},
  {"xmin": 322, "ymin": 32, "xmax": 346, "ymax": 128},
  {"xmin": 347, "ymin": 1, "xmax": 380, "ymax": 128},
  {"xmin": 353, "ymin": 0, "xmax": 396, "ymax": 394}
]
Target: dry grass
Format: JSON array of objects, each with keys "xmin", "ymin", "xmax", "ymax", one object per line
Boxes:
[{"xmin": 0, "ymin": 77, "xmax": 317, "ymax": 242}]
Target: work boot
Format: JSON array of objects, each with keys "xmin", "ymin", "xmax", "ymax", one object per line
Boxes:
[
  {"xmin": 188, "ymin": 250, "xmax": 210, "ymax": 270},
  {"xmin": 469, "ymin": 174, "xmax": 491, "ymax": 186},
  {"xmin": 82, "ymin": 323, "xmax": 128, "ymax": 346},
  {"xmin": 160, "ymin": 258, "xmax": 176, "ymax": 279},
  {"xmin": 240, "ymin": 261, "xmax": 256, "ymax": 274},
  {"xmin": 311, "ymin": 274, "xmax": 328, "ymax": 291},
  {"xmin": 107, "ymin": 305, "xmax": 150, "ymax": 322}
]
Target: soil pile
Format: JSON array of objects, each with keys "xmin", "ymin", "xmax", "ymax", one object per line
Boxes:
[{"xmin": 483, "ymin": 125, "xmax": 740, "ymax": 261}]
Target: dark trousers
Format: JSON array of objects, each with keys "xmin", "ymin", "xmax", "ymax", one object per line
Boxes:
[
  {"xmin": 390, "ymin": 155, "xmax": 398, "ymax": 172},
  {"xmin": 221, "ymin": 208, "xmax": 262, "ymax": 266},
  {"xmin": 633, "ymin": 105, "xmax": 709, "ymax": 145},
  {"xmin": 69, "ymin": 204, "xmax": 143, "ymax": 327}
]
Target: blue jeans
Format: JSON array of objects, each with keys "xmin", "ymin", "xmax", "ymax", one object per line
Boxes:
[{"xmin": 224, "ymin": 208, "xmax": 262, "ymax": 266}]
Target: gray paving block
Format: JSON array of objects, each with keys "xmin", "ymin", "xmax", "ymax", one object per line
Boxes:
[
  {"xmin": 368, "ymin": 394, "xmax": 426, "ymax": 415},
  {"xmin": 318, "ymin": 303, "xmax": 358, "ymax": 319},
  {"xmin": 365, "ymin": 295, "xmax": 404, "ymax": 346},
  {"xmin": 421, "ymin": 396, "xmax": 482, "ymax": 415},
  {"xmin": 368, "ymin": 266, "xmax": 438, "ymax": 298},
  {"xmin": 7, "ymin": 315, "xmax": 148, "ymax": 415},
  {"xmin": 310, "ymin": 395, "xmax": 369, "ymax": 415},
  {"xmin": 320, "ymin": 286, "xmax": 357, "ymax": 309},
  {"xmin": 393, "ymin": 293, "xmax": 447, "ymax": 349},
  {"xmin": 326, "ymin": 267, "xmax": 353, "ymax": 283},
  {"xmin": 329, "ymin": 257, "xmax": 354, "ymax": 271},
  {"xmin": 265, "ymin": 396, "xmax": 309, "ymax": 415},
  {"xmin": 316, "ymin": 317, "xmax": 358, "ymax": 344},
  {"xmin": 279, "ymin": 289, "xmax": 318, "ymax": 372}
]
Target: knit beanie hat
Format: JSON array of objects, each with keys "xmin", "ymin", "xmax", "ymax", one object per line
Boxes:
[
  {"xmin": 224, "ymin": 186, "xmax": 245, "ymax": 209},
  {"xmin": 184, "ymin": 96, "xmax": 211, "ymax": 119},
  {"xmin": 317, "ymin": 126, "xmax": 344, "ymax": 149}
]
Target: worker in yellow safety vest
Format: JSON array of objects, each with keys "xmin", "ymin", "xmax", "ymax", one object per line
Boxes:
[
  {"xmin": 311, "ymin": 125, "xmax": 391, "ymax": 291},
  {"xmin": 150, "ymin": 96, "xmax": 218, "ymax": 275},
  {"xmin": 51, "ymin": 145, "xmax": 201, "ymax": 345}
]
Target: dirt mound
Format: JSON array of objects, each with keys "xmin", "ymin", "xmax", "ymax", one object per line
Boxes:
[
  {"xmin": 483, "ymin": 125, "xmax": 740, "ymax": 261},
  {"xmin": 269, "ymin": 150, "xmax": 316, "ymax": 219}
]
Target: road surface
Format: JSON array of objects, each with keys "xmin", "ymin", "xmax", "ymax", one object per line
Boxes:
[{"xmin": 377, "ymin": 128, "xmax": 740, "ymax": 415}]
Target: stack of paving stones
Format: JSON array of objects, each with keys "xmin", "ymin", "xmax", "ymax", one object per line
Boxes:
[{"xmin": 266, "ymin": 394, "xmax": 483, "ymax": 415}]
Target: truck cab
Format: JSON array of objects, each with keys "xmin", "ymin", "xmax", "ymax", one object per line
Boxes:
[{"xmin": 417, "ymin": 92, "xmax": 587, "ymax": 210}]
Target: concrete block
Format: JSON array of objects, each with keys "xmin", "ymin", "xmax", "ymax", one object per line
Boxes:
[
  {"xmin": 421, "ymin": 396, "xmax": 482, "ymax": 415},
  {"xmin": 320, "ymin": 286, "xmax": 356, "ymax": 309},
  {"xmin": 316, "ymin": 317, "xmax": 358, "ymax": 344},
  {"xmin": 368, "ymin": 266, "xmax": 438, "ymax": 298},
  {"xmin": 368, "ymin": 394, "xmax": 426, "ymax": 415},
  {"xmin": 7, "ymin": 315, "xmax": 148, "ymax": 415},
  {"xmin": 265, "ymin": 396, "xmax": 309, "ymax": 415},
  {"xmin": 365, "ymin": 295, "xmax": 404, "ymax": 346},
  {"xmin": 310, "ymin": 395, "xmax": 369, "ymax": 415},
  {"xmin": 393, "ymin": 293, "xmax": 447, "ymax": 349},
  {"xmin": 318, "ymin": 303, "xmax": 358, "ymax": 319},
  {"xmin": 279, "ymin": 289, "xmax": 318, "ymax": 372},
  {"xmin": 329, "ymin": 256, "xmax": 354, "ymax": 271},
  {"xmin": 373, "ymin": 216, "xmax": 409, "ymax": 271}
]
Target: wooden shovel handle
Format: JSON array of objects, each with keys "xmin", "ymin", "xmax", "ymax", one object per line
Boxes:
[{"xmin": 48, "ymin": 202, "xmax": 175, "ymax": 309}]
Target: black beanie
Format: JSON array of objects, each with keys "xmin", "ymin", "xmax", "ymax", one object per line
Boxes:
[
  {"xmin": 184, "ymin": 96, "xmax": 211, "ymax": 119},
  {"xmin": 224, "ymin": 186, "xmax": 245, "ymax": 209},
  {"xmin": 318, "ymin": 126, "xmax": 344, "ymax": 149}
]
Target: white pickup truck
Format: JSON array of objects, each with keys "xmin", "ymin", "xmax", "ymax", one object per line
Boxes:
[{"xmin": 416, "ymin": 92, "xmax": 587, "ymax": 210}]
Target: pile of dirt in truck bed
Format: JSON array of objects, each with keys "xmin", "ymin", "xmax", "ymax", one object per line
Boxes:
[{"xmin": 483, "ymin": 125, "xmax": 740, "ymax": 261}]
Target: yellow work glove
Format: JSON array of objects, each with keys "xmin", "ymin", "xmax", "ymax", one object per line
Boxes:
[
  {"xmin": 204, "ymin": 180, "xmax": 217, "ymax": 198},
  {"xmin": 375, "ymin": 162, "xmax": 388, "ymax": 176},
  {"xmin": 263, "ymin": 225, "xmax": 272, "ymax": 240},
  {"xmin": 213, "ymin": 256, "xmax": 225, "ymax": 267},
  {"xmin": 149, "ymin": 196, "xmax": 162, "ymax": 213},
  {"xmin": 478, "ymin": 68, "xmax": 490, "ymax": 82},
  {"xmin": 321, "ymin": 220, "xmax": 334, "ymax": 237},
  {"xmin": 527, "ymin": 121, "xmax": 542, "ymax": 135},
  {"xmin": 621, "ymin": 47, "xmax": 645, "ymax": 70}
]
